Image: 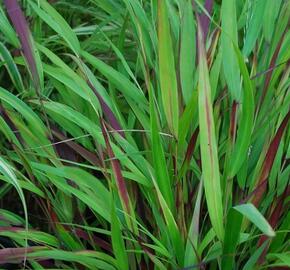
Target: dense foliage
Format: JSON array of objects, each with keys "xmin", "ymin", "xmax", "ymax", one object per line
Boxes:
[{"xmin": 0, "ymin": 0, "xmax": 289, "ymax": 269}]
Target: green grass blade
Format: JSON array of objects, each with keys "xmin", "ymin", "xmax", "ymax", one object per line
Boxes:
[
  {"xmin": 100, "ymin": 119, "xmax": 137, "ymax": 234},
  {"xmin": 228, "ymin": 45, "xmax": 254, "ymax": 177},
  {"xmin": 180, "ymin": 0, "xmax": 196, "ymax": 104},
  {"xmin": 28, "ymin": 249, "xmax": 117, "ymax": 270},
  {"xmin": 0, "ymin": 6, "xmax": 20, "ymax": 47},
  {"xmin": 242, "ymin": 0, "xmax": 265, "ymax": 56},
  {"xmin": 149, "ymin": 84, "xmax": 174, "ymax": 212},
  {"xmin": 0, "ymin": 42, "xmax": 24, "ymax": 92},
  {"xmin": 222, "ymin": 207, "xmax": 243, "ymax": 270},
  {"xmin": 0, "ymin": 157, "xmax": 28, "ymax": 264},
  {"xmin": 111, "ymin": 202, "xmax": 129, "ymax": 270},
  {"xmin": 197, "ymin": 18, "xmax": 224, "ymax": 241},
  {"xmin": 157, "ymin": 0, "xmax": 179, "ymax": 137},
  {"xmin": 28, "ymin": 0, "xmax": 80, "ymax": 55},
  {"xmin": 184, "ymin": 182, "xmax": 203, "ymax": 267},
  {"xmin": 151, "ymin": 175, "xmax": 184, "ymax": 266},
  {"xmin": 234, "ymin": 204, "xmax": 275, "ymax": 237},
  {"xmin": 81, "ymin": 51, "xmax": 148, "ymax": 109},
  {"xmin": 221, "ymin": 0, "xmax": 240, "ymax": 101},
  {"xmin": 242, "ymin": 241, "xmax": 268, "ymax": 270},
  {"xmin": 263, "ymin": 0, "xmax": 283, "ymax": 42}
]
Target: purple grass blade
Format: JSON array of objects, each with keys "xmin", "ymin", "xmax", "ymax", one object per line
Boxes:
[
  {"xmin": 199, "ymin": 0, "xmax": 213, "ymax": 39},
  {"xmin": 86, "ymin": 80, "xmax": 125, "ymax": 138},
  {"xmin": 4, "ymin": 0, "xmax": 54, "ymax": 141},
  {"xmin": 4, "ymin": 0, "xmax": 39, "ymax": 90},
  {"xmin": 194, "ymin": 0, "xmax": 213, "ymax": 64},
  {"xmin": 73, "ymin": 228, "xmax": 112, "ymax": 253},
  {"xmin": 0, "ymin": 226, "xmax": 25, "ymax": 232},
  {"xmin": 0, "ymin": 247, "xmax": 42, "ymax": 264},
  {"xmin": 51, "ymin": 127, "xmax": 101, "ymax": 167},
  {"xmin": 100, "ymin": 118, "xmax": 130, "ymax": 213}
]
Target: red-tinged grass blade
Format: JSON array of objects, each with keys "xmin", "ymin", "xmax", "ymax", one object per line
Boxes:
[
  {"xmin": 229, "ymin": 101, "xmax": 238, "ymax": 141},
  {"xmin": 0, "ymin": 226, "xmax": 25, "ymax": 232},
  {"xmin": 199, "ymin": 0, "xmax": 213, "ymax": 39},
  {"xmin": 72, "ymin": 227, "xmax": 112, "ymax": 253},
  {"xmin": 101, "ymin": 119, "xmax": 129, "ymax": 211},
  {"xmin": 157, "ymin": 0, "xmax": 179, "ymax": 138},
  {"xmin": 197, "ymin": 17, "xmax": 224, "ymax": 241},
  {"xmin": 86, "ymin": 80, "xmax": 124, "ymax": 138},
  {"xmin": 49, "ymin": 216, "xmax": 112, "ymax": 253},
  {"xmin": 68, "ymin": 55, "xmax": 124, "ymax": 138},
  {"xmin": 100, "ymin": 118, "xmax": 137, "ymax": 234},
  {"xmin": 183, "ymin": 128, "xmax": 199, "ymax": 167},
  {"xmin": 252, "ymin": 110, "xmax": 290, "ymax": 207},
  {"xmin": 3, "ymin": 0, "xmax": 52, "ymax": 141},
  {"xmin": 178, "ymin": 128, "xmax": 199, "ymax": 179},
  {"xmin": 240, "ymin": 179, "xmax": 268, "ymax": 204},
  {"xmin": 0, "ymin": 247, "xmax": 44, "ymax": 264},
  {"xmin": 3, "ymin": 0, "xmax": 39, "ymax": 90},
  {"xmin": 51, "ymin": 127, "xmax": 101, "ymax": 167}
]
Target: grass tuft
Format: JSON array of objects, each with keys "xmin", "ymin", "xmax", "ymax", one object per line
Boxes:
[{"xmin": 0, "ymin": 0, "xmax": 288, "ymax": 269}]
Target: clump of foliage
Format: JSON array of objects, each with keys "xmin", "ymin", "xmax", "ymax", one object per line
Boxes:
[{"xmin": 0, "ymin": 0, "xmax": 289, "ymax": 269}]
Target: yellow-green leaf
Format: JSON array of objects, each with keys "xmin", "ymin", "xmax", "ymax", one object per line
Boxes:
[{"xmin": 157, "ymin": 0, "xmax": 179, "ymax": 138}]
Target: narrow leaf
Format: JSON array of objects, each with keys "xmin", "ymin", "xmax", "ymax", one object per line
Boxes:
[
  {"xmin": 158, "ymin": 0, "xmax": 179, "ymax": 137},
  {"xmin": 242, "ymin": 0, "xmax": 265, "ymax": 56},
  {"xmin": 149, "ymin": 84, "xmax": 174, "ymax": 212},
  {"xmin": 222, "ymin": 208, "xmax": 243, "ymax": 270},
  {"xmin": 229, "ymin": 45, "xmax": 255, "ymax": 177},
  {"xmin": 197, "ymin": 18, "xmax": 224, "ymax": 241},
  {"xmin": 4, "ymin": 0, "xmax": 40, "ymax": 90},
  {"xmin": 199, "ymin": 0, "xmax": 213, "ymax": 39},
  {"xmin": 111, "ymin": 202, "xmax": 129, "ymax": 270},
  {"xmin": 180, "ymin": 0, "xmax": 196, "ymax": 103},
  {"xmin": 221, "ymin": 0, "xmax": 240, "ymax": 101},
  {"xmin": 234, "ymin": 204, "xmax": 275, "ymax": 237},
  {"xmin": 100, "ymin": 118, "xmax": 137, "ymax": 234}
]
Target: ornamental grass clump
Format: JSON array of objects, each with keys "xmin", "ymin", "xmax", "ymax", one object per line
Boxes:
[{"xmin": 0, "ymin": 0, "xmax": 289, "ymax": 269}]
